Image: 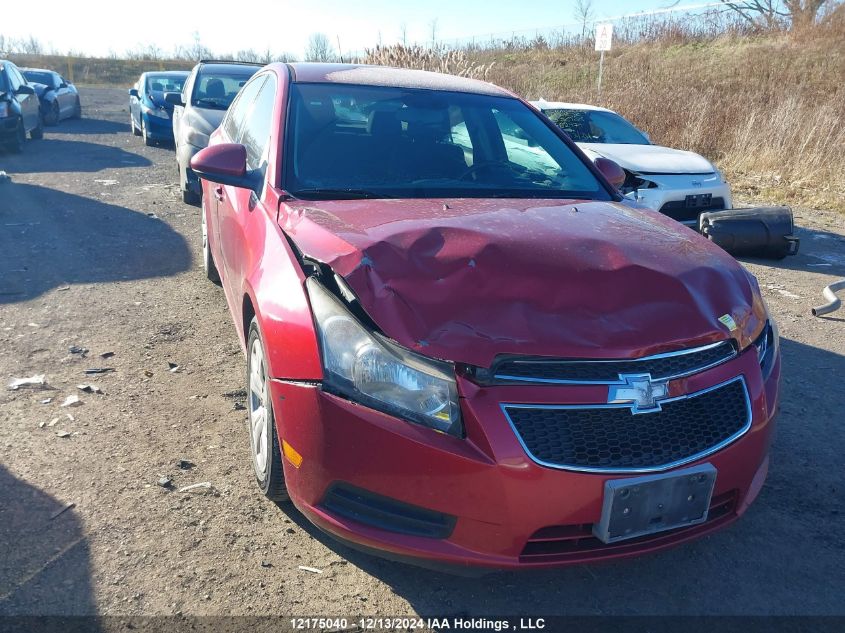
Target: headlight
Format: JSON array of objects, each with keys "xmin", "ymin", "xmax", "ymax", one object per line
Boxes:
[
  {"xmin": 186, "ymin": 130, "xmax": 210, "ymax": 148},
  {"xmin": 306, "ymin": 277, "xmax": 462, "ymax": 437},
  {"xmin": 752, "ymin": 319, "xmax": 779, "ymax": 380},
  {"xmin": 142, "ymin": 104, "xmax": 169, "ymax": 119}
]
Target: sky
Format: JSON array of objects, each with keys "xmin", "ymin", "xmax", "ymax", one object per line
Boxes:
[{"xmin": 0, "ymin": 1, "xmax": 720, "ymax": 59}]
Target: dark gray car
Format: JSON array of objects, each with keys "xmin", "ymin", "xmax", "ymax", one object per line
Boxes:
[{"xmin": 167, "ymin": 60, "xmax": 261, "ymax": 204}]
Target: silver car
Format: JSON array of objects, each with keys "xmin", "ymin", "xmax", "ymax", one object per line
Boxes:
[{"xmin": 167, "ymin": 60, "xmax": 261, "ymax": 204}]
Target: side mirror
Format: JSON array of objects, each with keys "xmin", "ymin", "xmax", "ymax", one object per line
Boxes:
[
  {"xmin": 191, "ymin": 143, "xmax": 257, "ymax": 189},
  {"xmin": 59, "ymin": 82, "xmax": 68, "ymax": 89},
  {"xmin": 164, "ymin": 92, "xmax": 184, "ymax": 106},
  {"xmin": 16, "ymin": 84, "xmax": 35, "ymax": 96},
  {"xmin": 594, "ymin": 157, "xmax": 626, "ymax": 189},
  {"xmin": 128, "ymin": 88, "xmax": 139, "ymax": 98}
]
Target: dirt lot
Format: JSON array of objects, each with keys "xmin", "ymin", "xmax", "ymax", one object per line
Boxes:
[{"xmin": 1, "ymin": 87, "xmax": 844, "ymax": 622}]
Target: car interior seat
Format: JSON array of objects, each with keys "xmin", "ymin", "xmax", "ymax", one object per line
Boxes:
[{"xmin": 204, "ymin": 78, "xmax": 226, "ymax": 100}]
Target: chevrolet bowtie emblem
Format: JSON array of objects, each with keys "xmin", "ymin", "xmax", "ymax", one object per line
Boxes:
[{"xmin": 607, "ymin": 374, "xmax": 670, "ymax": 413}]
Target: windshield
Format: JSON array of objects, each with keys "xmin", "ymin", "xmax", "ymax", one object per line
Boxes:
[
  {"xmin": 145, "ymin": 74, "xmax": 186, "ymax": 94},
  {"xmin": 543, "ymin": 109, "xmax": 650, "ymax": 145},
  {"xmin": 285, "ymin": 83, "xmax": 611, "ymax": 201},
  {"xmin": 23, "ymin": 71, "xmax": 54, "ymax": 86},
  {"xmin": 191, "ymin": 68, "xmax": 258, "ymax": 110}
]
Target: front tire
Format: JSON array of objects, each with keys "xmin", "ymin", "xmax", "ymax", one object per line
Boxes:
[
  {"xmin": 201, "ymin": 198, "xmax": 221, "ymax": 284},
  {"xmin": 46, "ymin": 102, "xmax": 60, "ymax": 126},
  {"xmin": 30, "ymin": 114, "xmax": 44, "ymax": 140},
  {"xmin": 246, "ymin": 319, "xmax": 289, "ymax": 502}
]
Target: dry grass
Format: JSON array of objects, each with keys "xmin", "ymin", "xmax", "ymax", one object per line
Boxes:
[{"xmin": 364, "ymin": 45, "xmax": 494, "ymax": 80}]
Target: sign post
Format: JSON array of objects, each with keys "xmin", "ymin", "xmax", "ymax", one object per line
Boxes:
[{"xmin": 595, "ymin": 23, "xmax": 613, "ymax": 95}]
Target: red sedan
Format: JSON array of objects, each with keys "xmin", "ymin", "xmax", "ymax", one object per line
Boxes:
[{"xmin": 191, "ymin": 63, "xmax": 779, "ymax": 570}]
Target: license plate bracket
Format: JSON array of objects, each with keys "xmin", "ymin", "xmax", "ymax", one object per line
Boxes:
[
  {"xmin": 685, "ymin": 193, "xmax": 712, "ymax": 209},
  {"xmin": 593, "ymin": 464, "xmax": 716, "ymax": 544}
]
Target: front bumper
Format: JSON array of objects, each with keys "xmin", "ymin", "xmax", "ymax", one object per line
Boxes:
[
  {"xmin": 625, "ymin": 173, "xmax": 733, "ymax": 226},
  {"xmin": 271, "ymin": 345, "xmax": 779, "ymax": 569},
  {"xmin": 142, "ymin": 111, "xmax": 175, "ymax": 141}
]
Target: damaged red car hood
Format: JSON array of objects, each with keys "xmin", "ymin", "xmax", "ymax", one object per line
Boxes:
[{"xmin": 280, "ymin": 198, "xmax": 764, "ymax": 368}]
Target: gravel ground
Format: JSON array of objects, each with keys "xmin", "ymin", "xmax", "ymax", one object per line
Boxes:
[{"xmin": 0, "ymin": 87, "xmax": 843, "ymax": 622}]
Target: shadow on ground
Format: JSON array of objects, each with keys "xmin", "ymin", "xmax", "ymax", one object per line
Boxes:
[
  {"xmin": 0, "ymin": 183, "xmax": 191, "ymax": 303},
  {"xmin": 56, "ymin": 117, "xmax": 129, "ymax": 136},
  {"xmin": 0, "ymin": 138, "xmax": 149, "ymax": 173},
  {"xmin": 0, "ymin": 465, "xmax": 99, "ymax": 620},
  {"xmin": 275, "ymin": 337, "xmax": 845, "ymax": 616},
  {"xmin": 737, "ymin": 224, "xmax": 845, "ymax": 278}
]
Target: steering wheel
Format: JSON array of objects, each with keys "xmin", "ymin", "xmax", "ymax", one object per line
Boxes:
[{"xmin": 459, "ymin": 161, "xmax": 521, "ymax": 181}]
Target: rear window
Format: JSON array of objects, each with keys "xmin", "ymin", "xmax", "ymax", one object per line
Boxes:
[
  {"xmin": 284, "ymin": 83, "xmax": 610, "ymax": 201},
  {"xmin": 145, "ymin": 74, "xmax": 186, "ymax": 94},
  {"xmin": 190, "ymin": 67, "xmax": 259, "ymax": 110}
]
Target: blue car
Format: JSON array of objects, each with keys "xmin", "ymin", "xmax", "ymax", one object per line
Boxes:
[{"xmin": 128, "ymin": 71, "xmax": 189, "ymax": 145}]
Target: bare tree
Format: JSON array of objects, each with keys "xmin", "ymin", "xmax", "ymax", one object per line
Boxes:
[
  {"xmin": 304, "ymin": 33, "xmax": 335, "ymax": 62},
  {"xmin": 235, "ymin": 49, "xmax": 262, "ymax": 62},
  {"xmin": 719, "ymin": 0, "xmax": 836, "ymax": 28},
  {"xmin": 574, "ymin": 0, "xmax": 595, "ymax": 39},
  {"xmin": 21, "ymin": 35, "xmax": 43, "ymax": 55},
  {"xmin": 188, "ymin": 31, "xmax": 211, "ymax": 60},
  {"xmin": 399, "ymin": 22, "xmax": 408, "ymax": 46},
  {"xmin": 429, "ymin": 18, "xmax": 439, "ymax": 48}
]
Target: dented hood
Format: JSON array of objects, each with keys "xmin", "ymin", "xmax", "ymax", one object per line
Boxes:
[
  {"xmin": 280, "ymin": 199, "xmax": 763, "ymax": 368},
  {"xmin": 579, "ymin": 143, "xmax": 716, "ymax": 175}
]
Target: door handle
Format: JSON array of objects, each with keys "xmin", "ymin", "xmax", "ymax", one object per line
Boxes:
[{"xmin": 213, "ymin": 186, "xmax": 224, "ymax": 202}]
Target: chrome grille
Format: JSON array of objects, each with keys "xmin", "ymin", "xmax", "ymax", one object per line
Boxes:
[
  {"xmin": 503, "ymin": 377, "xmax": 751, "ymax": 473},
  {"xmin": 493, "ymin": 340, "xmax": 735, "ymax": 385}
]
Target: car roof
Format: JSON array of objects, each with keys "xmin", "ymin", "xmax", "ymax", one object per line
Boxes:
[
  {"xmin": 286, "ymin": 63, "xmax": 512, "ymax": 97},
  {"xmin": 143, "ymin": 70, "xmax": 189, "ymax": 77},
  {"xmin": 530, "ymin": 99, "xmax": 615, "ymax": 114},
  {"xmin": 198, "ymin": 62, "xmax": 262, "ymax": 74}
]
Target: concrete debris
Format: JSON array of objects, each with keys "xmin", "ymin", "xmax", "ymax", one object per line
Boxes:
[
  {"xmin": 158, "ymin": 476, "xmax": 174, "ymax": 489},
  {"xmin": 61, "ymin": 395, "xmax": 83, "ymax": 408},
  {"xmin": 297, "ymin": 565, "xmax": 323, "ymax": 574},
  {"xmin": 85, "ymin": 367, "xmax": 115, "ymax": 375},
  {"xmin": 8, "ymin": 374, "xmax": 47, "ymax": 390},
  {"xmin": 56, "ymin": 430, "xmax": 72, "ymax": 438},
  {"xmin": 77, "ymin": 384, "xmax": 103, "ymax": 394},
  {"xmin": 178, "ymin": 482, "xmax": 215, "ymax": 494},
  {"xmin": 69, "ymin": 346, "xmax": 89, "ymax": 356}
]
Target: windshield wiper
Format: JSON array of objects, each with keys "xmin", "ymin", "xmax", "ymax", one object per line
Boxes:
[{"xmin": 291, "ymin": 188, "xmax": 392, "ymax": 200}]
